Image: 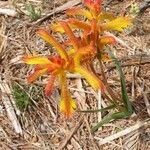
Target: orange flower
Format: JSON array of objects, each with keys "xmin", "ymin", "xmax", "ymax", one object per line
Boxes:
[
  {"xmin": 65, "ymin": 0, "xmax": 132, "ymax": 31},
  {"xmin": 23, "ymin": 54, "xmax": 76, "ymax": 118},
  {"xmin": 23, "ymin": 0, "xmax": 133, "ymax": 120},
  {"xmin": 23, "ymin": 28, "xmax": 104, "ymax": 118}
]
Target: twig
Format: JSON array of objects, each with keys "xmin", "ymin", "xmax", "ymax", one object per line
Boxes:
[
  {"xmin": 131, "ymin": 66, "xmax": 136, "ymax": 101},
  {"xmin": 75, "ymin": 77, "xmax": 87, "ymax": 109},
  {"xmin": 67, "ymin": 73, "xmax": 82, "ymax": 79},
  {"xmin": 32, "ymin": 0, "xmax": 81, "ymax": 25},
  {"xmin": 0, "ymin": 80, "xmax": 22, "ymax": 134},
  {"xmin": 143, "ymin": 92, "xmax": 150, "ymax": 117},
  {"xmin": 58, "ymin": 115, "xmax": 84, "ymax": 150},
  {"xmin": 84, "ymin": 117, "xmax": 101, "ymax": 150},
  {"xmin": 92, "ymin": 89, "xmax": 108, "ymax": 108},
  {"xmin": 0, "ymin": 8, "xmax": 17, "ymax": 17},
  {"xmin": 73, "ymin": 74, "xmax": 100, "ymax": 148},
  {"xmin": 99, "ymin": 60, "xmax": 121, "ymax": 105},
  {"xmin": 0, "ymin": 33, "xmax": 7, "ymax": 56},
  {"xmin": 71, "ymin": 138, "xmax": 82, "ymax": 149},
  {"xmin": 97, "ymin": 90, "xmax": 102, "ymax": 123},
  {"xmin": 106, "ymin": 55, "xmax": 150, "ymax": 71},
  {"xmin": 94, "ymin": 119, "xmax": 150, "ymax": 145},
  {"xmin": 139, "ymin": 0, "xmax": 150, "ymax": 14}
]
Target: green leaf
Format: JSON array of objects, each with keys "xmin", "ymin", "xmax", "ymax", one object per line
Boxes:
[
  {"xmin": 12, "ymin": 83, "xmax": 31, "ymax": 111},
  {"xmin": 77, "ymin": 104, "xmax": 115, "ymax": 113},
  {"xmin": 91, "ymin": 111, "xmax": 129, "ymax": 133},
  {"xmin": 91, "ymin": 51, "xmax": 133, "ymax": 133},
  {"xmin": 26, "ymin": 3, "xmax": 41, "ymax": 21},
  {"xmin": 108, "ymin": 50, "xmax": 133, "ymax": 114}
]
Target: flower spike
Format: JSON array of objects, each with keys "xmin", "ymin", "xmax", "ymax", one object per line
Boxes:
[{"xmin": 59, "ymin": 72, "xmax": 76, "ymax": 118}]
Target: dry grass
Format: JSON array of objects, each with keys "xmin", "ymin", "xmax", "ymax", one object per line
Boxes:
[{"xmin": 0, "ymin": 0, "xmax": 150, "ymax": 149}]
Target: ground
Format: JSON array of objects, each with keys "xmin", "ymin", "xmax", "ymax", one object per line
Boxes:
[{"xmin": 0, "ymin": 0, "xmax": 150, "ymax": 150}]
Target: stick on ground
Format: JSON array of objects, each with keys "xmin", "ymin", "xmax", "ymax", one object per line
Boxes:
[{"xmin": 94, "ymin": 119, "xmax": 150, "ymax": 145}]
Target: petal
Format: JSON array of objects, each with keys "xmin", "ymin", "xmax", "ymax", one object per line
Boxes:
[
  {"xmin": 51, "ymin": 22, "xmax": 65, "ymax": 33},
  {"xmin": 98, "ymin": 12, "xmax": 115, "ymax": 21},
  {"xmin": 74, "ymin": 42, "xmax": 96, "ymax": 65},
  {"xmin": 66, "ymin": 7, "xmax": 93, "ymax": 20},
  {"xmin": 102, "ymin": 16, "xmax": 132, "ymax": 32},
  {"xmin": 98, "ymin": 36, "xmax": 116, "ymax": 50},
  {"xmin": 67, "ymin": 48, "xmax": 76, "ymax": 56},
  {"xmin": 90, "ymin": 19, "xmax": 98, "ymax": 43},
  {"xmin": 45, "ymin": 75, "xmax": 56, "ymax": 96},
  {"xmin": 59, "ymin": 72, "xmax": 76, "ymax": 118},
  {"xmin": 68, "ymin": 19, "xmax": 91, "ymax": 31},
  {"xmin": 59, "ymin": 21, "xmax": 79, "ymax": 50},
  {"xmin": 27, "ymin": 68, "xmax": 48, "ymax": 83},
  {"xmin": 75, "ymin": 66, "xmax": 104, "ymax": 91},
  {"xmin": 37, "ymin": 29, "xmax": 68, "ymax": 60},
  {"xmin": 23, "ymin": 55, "xmax": 51, "ymax": 64},
  {"xmin": 99, "ymin": 36, "xmax": 116, "ymax": 45},
  {"xmin": 84, "ymin": 0, "xmax": 102, "ymax": 15},
  {"xmin": 60, "ymin": 97, "xmax": 76, "ymax": 118}
]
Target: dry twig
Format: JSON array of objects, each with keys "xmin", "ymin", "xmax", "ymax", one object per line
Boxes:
[
  {"xmin": 32, "ymin": 0, "xmax": 81, "ymax": 25},
  {"xmin": 0, "ymin": 8, "xmax": 17, "ymax": 17},
  {"xmin": 0, "ymin": 79, "xmax": 22, "ymax": 134},
  {"xmin": 94, "ymin": 119, "xmax": 150, "ymax": 145},
  {"xmin": 58, "ymin": 115, "xmax": 84, "ymax": 150},
  {"xmin": 143, "ymin": 92, "xmax": 150, "ymax": 117}
]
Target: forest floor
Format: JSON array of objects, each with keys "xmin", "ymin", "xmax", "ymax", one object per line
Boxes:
[{"xmin": 0, "ymin": 0, "xmax": 150, "ymax": 150}]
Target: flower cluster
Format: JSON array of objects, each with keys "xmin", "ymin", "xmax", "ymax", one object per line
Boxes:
[{"xmin": 23, "ymin": 0, "xmax": 132, "ymax": 118}]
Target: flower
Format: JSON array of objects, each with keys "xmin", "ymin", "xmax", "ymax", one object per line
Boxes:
[{"xmin": 23, "ymin": 28, "xmax": 104, "ymax": 118}]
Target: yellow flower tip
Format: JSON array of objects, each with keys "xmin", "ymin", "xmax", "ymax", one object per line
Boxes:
[
  {"xmin": 50, "ymin": 22, "xmax": 65, "ymax": 33},
  {"xmin": 91, "ymin": 77, "xmax": 105, "ymax": 92},
  {"xmin": 37, "ymin": 28, "xmax": 68, "ymax": 60},
  {"xmin": 22, "ymin": 55, "xmax": 51, "ymax": 65},
  {"xmin": 60, "ymin": 98, "xmax": 76, "ymax": 118},
  {"xmin": 74, "ymin": 67, "xmax": 104, "ymax": 92},
  {"xmin": 66, "ymin": 7, "xmax": 93, "ymax": 20},
  {"xmin": 103, "ymin": 16, "xmax": 133, "ymax": 32}
]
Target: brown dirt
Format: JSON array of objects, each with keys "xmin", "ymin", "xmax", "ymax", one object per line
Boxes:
[{"xmin": 0, "ymin": 0, "xmax": 149, "ymax": 150}]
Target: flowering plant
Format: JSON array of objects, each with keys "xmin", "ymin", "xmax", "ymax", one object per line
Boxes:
[{"xmin": 23, "ymin": 0, "xmax": 133, "ymax": 131}]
